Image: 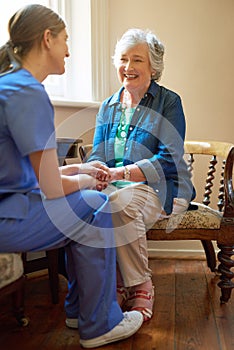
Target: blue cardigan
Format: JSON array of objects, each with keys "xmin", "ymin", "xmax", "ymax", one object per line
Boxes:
[{"xmin": 88, "ymin": 81, "xmax": 195, "ymax": 214}]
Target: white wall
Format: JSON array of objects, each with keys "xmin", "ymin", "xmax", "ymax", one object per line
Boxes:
[
  {"xmin": 54, "ymin": 0, "xmax": 234, "ymax": 257},
  {"xmin": 109, "ymin": 0, "xmax": 234, "ymax": 143}
]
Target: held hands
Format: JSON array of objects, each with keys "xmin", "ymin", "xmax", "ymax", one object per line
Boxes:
[
  {"xmin": 60, "ymin": 161, "xmax": 111, "ymax": 192},
  {"xmin": 60, "ymin": 162, "xmax": 141, "ymax": 191},
  {"xmin": 83, "ymin": 164, "xmax": 126, "ymax": 183},
  {"xmin": 78, "ymin": 161, "xmax": 111, "ymax": 181},
  {"xmin": 79, "ymin": 162, "xmax": 127, "ymax": 184},
  {"xmin": 78, "ymin": 161, "xmax": 111, "ymax": 191}
]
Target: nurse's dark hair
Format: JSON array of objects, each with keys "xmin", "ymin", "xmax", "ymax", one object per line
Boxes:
[{"xmin": 0, "ymin": 4, "xmax": 65, "ymax": 76}]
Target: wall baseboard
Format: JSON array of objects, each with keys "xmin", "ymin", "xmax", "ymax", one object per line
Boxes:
[
  {"xmin": 148, "ymin": 248, "xmax": 207, "ymax": 260},
  {"xmin": 147, "ymin": 240, "xmax": 218, "ymax": 260}
]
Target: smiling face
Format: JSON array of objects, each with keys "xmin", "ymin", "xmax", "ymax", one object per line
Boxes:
[
  {"xmin": 116, "ymin": 42, "xmax": 154, "ymax": 96},
  {"xmin": 47, "ymin": 28, "xmax": 70, "ymax": 75}
]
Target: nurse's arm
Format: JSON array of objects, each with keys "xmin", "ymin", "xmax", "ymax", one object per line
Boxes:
[{"xmin": 29, "ymin": 149, "xmax": 107, "ymax": 199}]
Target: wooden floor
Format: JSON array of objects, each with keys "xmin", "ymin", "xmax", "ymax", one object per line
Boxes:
[{"xmin": 0, "ymin": 258, "xmax": 233, "ymax": 350}]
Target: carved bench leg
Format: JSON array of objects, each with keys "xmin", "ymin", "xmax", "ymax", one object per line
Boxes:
[{"xmin": 217, "ymin": 243, "xmax": 234, "ymax": 303}]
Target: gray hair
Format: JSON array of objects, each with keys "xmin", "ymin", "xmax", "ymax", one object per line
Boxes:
[{"xmin": 113, "ymin": 28, "xmax": 165, "ymax": 81}]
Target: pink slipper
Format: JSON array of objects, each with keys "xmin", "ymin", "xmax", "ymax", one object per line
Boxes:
[{"xmin": 126, "ymin": 281, "xmax": 155, "ymax": 322}]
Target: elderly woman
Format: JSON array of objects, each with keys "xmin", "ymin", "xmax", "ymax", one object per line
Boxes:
[{"xmin": 87, "ymin": 28, "xmax": 195, "ymax": 322}]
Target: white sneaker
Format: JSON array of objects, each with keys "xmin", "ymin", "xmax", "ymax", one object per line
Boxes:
[
  {"xmin": 65, "ymin": 318, "xmax": 78, "ymax": 329},
  {"xmin": 79, "ymin": 311, "xmax": 143, "ymax": 348}
]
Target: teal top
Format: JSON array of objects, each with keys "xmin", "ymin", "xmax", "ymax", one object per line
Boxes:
[{"xmin": 113, "ymin": 106, "xmax": 135, "ymax": 188}]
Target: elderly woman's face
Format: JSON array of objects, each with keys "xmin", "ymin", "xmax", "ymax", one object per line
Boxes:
[{"xmin": 116, "ymin": 42, "xmax": 153, "ymax": 93}]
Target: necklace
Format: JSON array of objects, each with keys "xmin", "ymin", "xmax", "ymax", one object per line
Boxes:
[{"xmin": 116, "ymin": 106, "xmax": 135, "ymax": 140}]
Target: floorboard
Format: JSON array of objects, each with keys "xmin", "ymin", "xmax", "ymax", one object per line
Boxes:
[{"xmin": 0, "ymin": 258, "xmax": 233, "ymax": 350}]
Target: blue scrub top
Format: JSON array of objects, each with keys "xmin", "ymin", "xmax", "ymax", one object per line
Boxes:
[{"xmin": 0, "ymin": 68, "xmax": 56, "ymax": 218}]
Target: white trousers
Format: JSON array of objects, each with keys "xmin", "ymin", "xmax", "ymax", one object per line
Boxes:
[{"xmin": 104, "ymin": 183, "xmax": 188, "ymax": 287}]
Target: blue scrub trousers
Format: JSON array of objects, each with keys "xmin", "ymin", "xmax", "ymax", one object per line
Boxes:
[{"xmin": 0, "ymin": 190, "xmax": 123, "ymax": 339}]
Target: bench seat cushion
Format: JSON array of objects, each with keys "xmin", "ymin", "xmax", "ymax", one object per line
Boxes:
[
  {"xmin": 0, "ymin": 254, "xmax": 24, "ymax": 289},
  {"xmin": 151, "ymin": 202, "xmax": 222, "ymax": 232}
]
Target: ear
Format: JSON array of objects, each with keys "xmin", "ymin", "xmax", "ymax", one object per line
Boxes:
[{"xmin": 43, "ymin": 29, "xmax": 52, "ymax": 49}]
